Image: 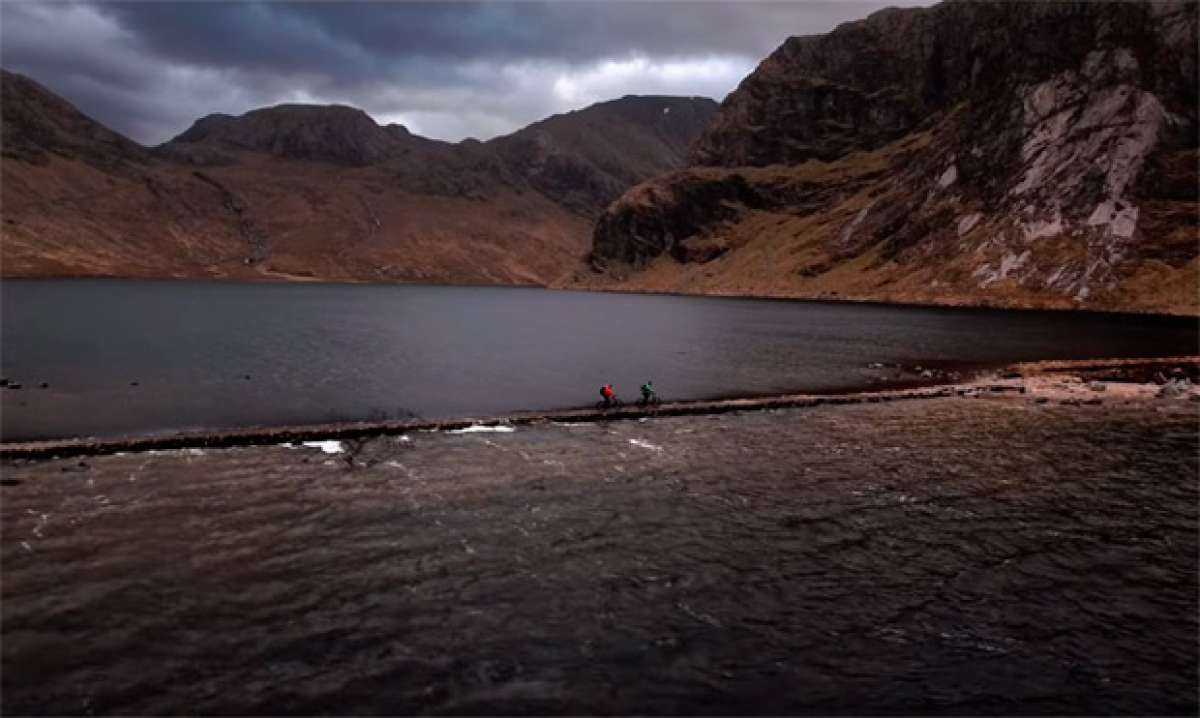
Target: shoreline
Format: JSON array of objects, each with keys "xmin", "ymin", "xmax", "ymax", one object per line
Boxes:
[
  {"xmin": 5, "ymin": 355, "xmax": 1196, "ymax": 461},
  {"xmin": 555, "ymin": 282, "xmax": 1200, "ymax": 319},
  {"xmin": 3, "ymin": 275, "xmax": 1197, "ymax": 319}
]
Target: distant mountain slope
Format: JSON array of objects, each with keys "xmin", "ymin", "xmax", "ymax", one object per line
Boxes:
[
  {"xmin": 163, "ymin": 104, "xmax": 423, "ymax": 166},
  {"xmin": 489, "ymin": 95, "xmax": 718, "ymax": 215},
  {"xmin": 582, "ymin": 1, "xmax": 1199, "ymax": 314},
  {"xmin": 1, "ymin": 71, "xmax": 147, "ymax": 167},
  {"xmin": 0, "ymin": 69, "xmax": 716, "ymax": 283}
]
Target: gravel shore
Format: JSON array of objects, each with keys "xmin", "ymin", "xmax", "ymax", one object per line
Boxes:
[{"xmin": 2, "ymin": 389, "xmax": 1197, "ymax": 714}]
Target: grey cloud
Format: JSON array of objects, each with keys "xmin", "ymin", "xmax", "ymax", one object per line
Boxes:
[
  {"xmin": 96, "ymin": 2, "xmax": 384, "ymax": 83},
  {"xmin": 2, "ymin": 1, "xmax": 929, "ymax": 145},
  {"xmin": 101, "ymin": 1, "xmax": 914, "ymax": 69}
]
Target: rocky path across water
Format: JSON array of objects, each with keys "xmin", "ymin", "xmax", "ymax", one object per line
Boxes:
[{"xmin": 5, "ymin": 355, "xmax": 1197, "ymax": 460}]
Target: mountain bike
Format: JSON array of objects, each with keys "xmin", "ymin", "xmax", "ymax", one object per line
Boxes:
[{"xmin": 595, "ymin": 395, "xmax": 625, "ymax": 410}]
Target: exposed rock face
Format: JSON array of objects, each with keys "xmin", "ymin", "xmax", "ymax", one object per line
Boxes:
[
  {"xmin": 587, "ymin": 0, "xmax": 1199, "ymax": 314},
  {"xmin": 691, "ymin": 2, "xmax": 1196, "ymax": 168},
  {"xmin": 592, "ymin": 170, "xmax": 765, "ymax": 265},
  {"xmin": 1, "ymin": 69, "xmax": 714, "ymax": 284}
]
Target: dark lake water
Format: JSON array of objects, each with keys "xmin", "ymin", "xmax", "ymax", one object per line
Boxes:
[
  {"xmin": 1, "ymin": 280, "xmax": 1197, "ymax": 441},
  {"xmin": 3, "ymin": 400, "xmax": 1197, "ymax": 714}
]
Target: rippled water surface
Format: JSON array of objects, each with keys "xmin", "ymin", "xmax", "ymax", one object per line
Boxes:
[
  {"xmin": 2, "ymin": 397, "xmax": 1196, "ymax": 714},
  {"xmin": 2, "ymin": 280, "xmax": 1197, "ymax": 440}
]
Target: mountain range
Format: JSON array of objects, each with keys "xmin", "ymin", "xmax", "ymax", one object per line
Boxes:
[
  {"xmin": 2, "ymin": 0, "xmax": 1197, "ymax": 314},
  {"xmin": 2, "ymin": 69, "xmax": 715, "ymax": 285}
]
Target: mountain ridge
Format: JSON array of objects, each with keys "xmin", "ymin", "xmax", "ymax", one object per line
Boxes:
[
  {"xmin": 5, "ymin": 0, "xmax": 1197, "ymax": 315},
  {"xmin": 163, "ymin": 103, "xmax": 418, "ymax": 166},
  {"xmin": 1, "ymin": 68, "xmax": 717, "ymax": 283}
]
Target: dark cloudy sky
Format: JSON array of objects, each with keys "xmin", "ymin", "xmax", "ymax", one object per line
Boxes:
[{"xmin": 1, "ymin": 1, "xmax": 926, "ymax": 145}]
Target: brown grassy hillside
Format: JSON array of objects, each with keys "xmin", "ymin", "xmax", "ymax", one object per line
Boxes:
[{"xmin": 1, "ymin": 70, "xmax": 717, "ymax": 284}]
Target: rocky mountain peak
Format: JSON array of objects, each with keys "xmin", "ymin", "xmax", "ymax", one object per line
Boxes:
[{"xmin": 165, "ymin": 103, "xmax": 406, "ymax": 166}]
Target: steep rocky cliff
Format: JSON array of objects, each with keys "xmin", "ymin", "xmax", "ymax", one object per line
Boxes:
[
  {"xmin": 585, "ymin": 1, "xmax": 1199, "ymax": 314},
  {"xmin": 1, "ymin": 70, "xmax": 715, "ymax": 283}
]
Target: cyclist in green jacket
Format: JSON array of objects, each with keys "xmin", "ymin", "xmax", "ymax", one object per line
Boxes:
[{"xmin": 639, "ymin": 381, "xmax": 657, "ymax": 406}]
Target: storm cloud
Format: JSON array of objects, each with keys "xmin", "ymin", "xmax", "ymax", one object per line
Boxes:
[{"xmin": 1, "ymin": 1, "xmax": 927, "ymax": 145}]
